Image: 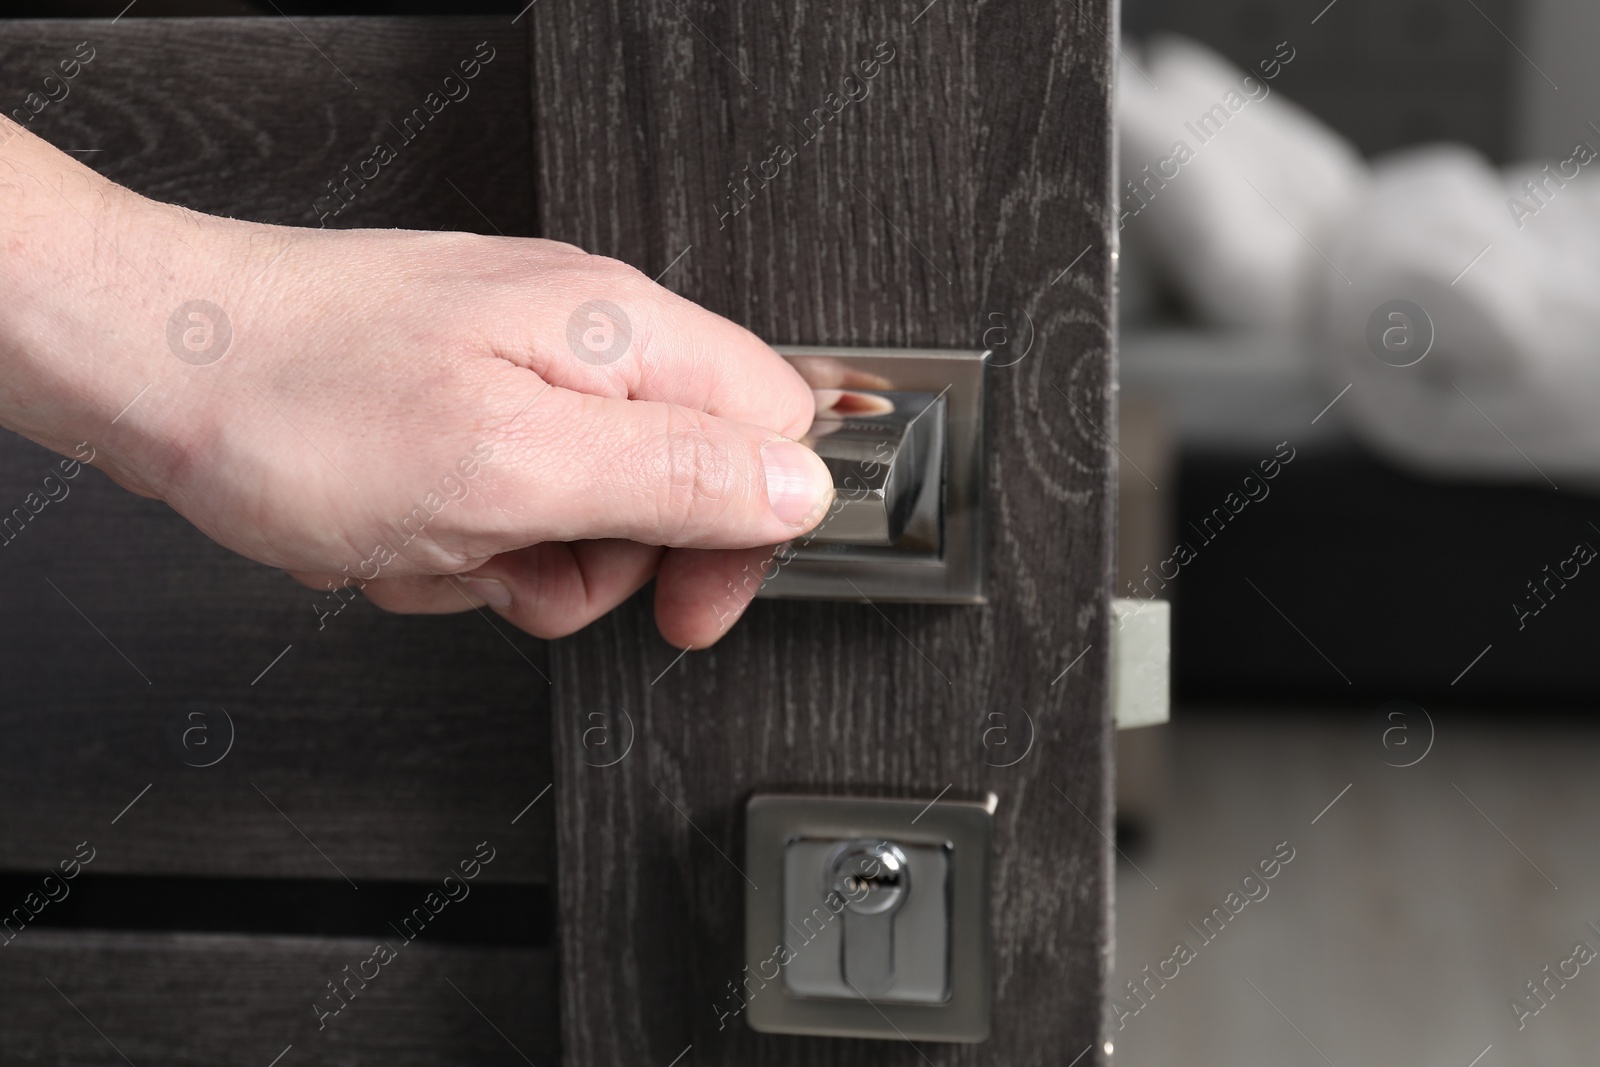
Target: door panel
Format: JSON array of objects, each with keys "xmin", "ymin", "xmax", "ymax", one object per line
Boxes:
[
  {"xmin": 0, "ymin": 17, "xmax": 554, "ymax": 1062},
  {"xmin": 533, "ymin": 2, "xmax": 1117, "ymax": 1062},
  {"xmin": 0, "ymin": 931, "xmax": 555, "ymax": 1066},
  {"xmin": 0, "ymin": 15, "xmax": 549, "ymax": 881}
]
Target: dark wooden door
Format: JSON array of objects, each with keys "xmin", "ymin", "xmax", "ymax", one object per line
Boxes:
[
  {"xmin": 0, "ymin": 17, "xmax": 556, "ymax": 1065},
  {"xmin": 533, "ymin": 2, "xmax": 1117, "ymax": 1064},
  {"xmin": 0, "ymin": 8, "xmax": 1114, "ymax": 1064}
]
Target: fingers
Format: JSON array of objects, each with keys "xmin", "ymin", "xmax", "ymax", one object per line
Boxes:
[
  {"xmin": 302, "ymin": 536, "xmax": 786, "ymax": 650},
  {"xmin": 324, "ymin": 540, "xmax": 665, "ymax": 638},
  {"xmin": 489, "ymin": 385, "xmax": 835, "ymax": 550},
  {"xmin": 353, "ymin": 573, "xmax": 496, "ymax": 614},
  {"xmin": 507, "ymin": 253, "xmax": 817, "ymax": 440},
  {"xmin": 654, "ymin": 544, "xmax": 785, "ymax": 649},
  {"xmin": 288, "ymin": 569, "xmax": 504, "ymax": 615},
  {"xmin": 464, "ymin": 540, "xmax": 663, "ymax": 638},
  {"xmin": 325, "ymin": 539, "xmax": 781, "ymax": 652}
]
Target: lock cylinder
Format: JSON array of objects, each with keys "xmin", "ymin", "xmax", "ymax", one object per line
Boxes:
[{"xmin": 827, "ymin": 840, "xmax": 910, "ymax": 995}]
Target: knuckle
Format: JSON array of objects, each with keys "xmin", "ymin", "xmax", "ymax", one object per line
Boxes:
[
  {"xmin": 512, "ymin": 576, "xmax": 587, "ymax": 640},
  {"xmin": 539, "ymin": 238, "xmax": 589, "ymax": 256},
  {"xmin": 563, "ymin": 255, "xmax": 666, "ymax": 383},
  {"xmin": 649, "ymin": 416, "xmax": 742, "ymax": 540},
  {"xmin": 582, "ymin": 253, "xmax": 653, "ymax": 290},
  {"xmin": 358, "ymin": 581, "xmax": 415, "ymax": 614}
]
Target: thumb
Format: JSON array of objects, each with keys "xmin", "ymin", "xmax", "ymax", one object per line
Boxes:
[{"xmin": 497, "ymin": 387, "xmax": 836, "ymax": 549}]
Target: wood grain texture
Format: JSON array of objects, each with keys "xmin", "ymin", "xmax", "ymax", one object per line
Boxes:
[
  {"xmin": 0, "ymin": 17, "xmax": 536, "ymax": 233},
  {"xmin": 0, "ymin": 929, "xmax": 554, "ymax": 1065},
  {"xmin": 0, "ymin": 448, "xmax": 553, "ymax": 884},
  {"xmin": 0, "ymin": 18, "xmax": 551, "ymax": 883},
  {"xmin": 533, "ymin": 2, "xmax": 1116, "ymax": 1063}
]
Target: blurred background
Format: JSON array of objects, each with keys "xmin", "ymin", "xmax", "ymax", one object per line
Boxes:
[
  {"xmin": 1112, "ymin": 0, "xmax": 1600, "ymax": 1064},
  {"xmin": 1116, "ymin": 0, "xmax": 1600, "ymax": 708},
  {"xmin": 13, "ymin": 0, "xmax": 1600, "ymax": 1062}
]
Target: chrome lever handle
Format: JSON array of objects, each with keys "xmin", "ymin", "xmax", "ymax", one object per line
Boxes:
[
  {"xmin": 803, "ymin": 390, "xmax": 942, "ymax": 547},
  {"xmin": 759, "ymin": 346, "xmax": 985, "ymax": 604}
]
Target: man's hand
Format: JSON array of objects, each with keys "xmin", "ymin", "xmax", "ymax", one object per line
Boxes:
[{"xmin": 0, "ymin": 126, "xmax": 833, "ymax": 648}]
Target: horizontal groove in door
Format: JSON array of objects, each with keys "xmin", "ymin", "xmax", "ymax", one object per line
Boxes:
[
  {"xmin": 0, "ymin": 872, "xmax": 550, "ymax": 946},
  {"xmin": 1, "ymin": 930, "xmax": 555, "ymax": 1065}
]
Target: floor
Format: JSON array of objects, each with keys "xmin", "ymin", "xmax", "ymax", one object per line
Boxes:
[{"xmin": 1114, "ymin": 711, "xmax": 1600, "ymax": 1067}]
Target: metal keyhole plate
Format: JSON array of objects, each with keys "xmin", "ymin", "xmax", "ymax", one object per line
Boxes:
[{"xmin": 745, "ymin": 792, "xmax": 995, "ymax": 1043}]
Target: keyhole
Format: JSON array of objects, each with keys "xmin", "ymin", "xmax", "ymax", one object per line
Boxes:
[
  {"xmin": 828, "ymin": 840, "xmax": 909, "ymax": 917},
  {"xmin": 844, "ymin": 868, "xmax": 900, "ymax": 898}
]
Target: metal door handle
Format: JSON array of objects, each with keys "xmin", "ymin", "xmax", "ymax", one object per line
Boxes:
[
  {"xmin": 803, "ymin": 390, "xmax": 941, "ymax": 548},
  {"xmin": 758, "ymin": 347, "xmax": 987, "ymax": 603}
]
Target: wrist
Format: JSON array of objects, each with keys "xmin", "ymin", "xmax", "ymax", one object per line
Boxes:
[
  {"xmin": 0, "ymin": 131, "xmax": 151, "ymax": 444},
  {"xmin": 0, "ymin": 125, "xmax": 258, "ymax": 494}
]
